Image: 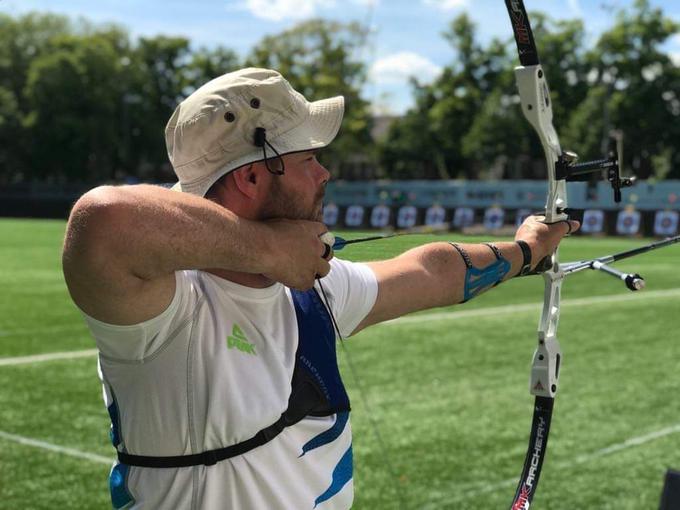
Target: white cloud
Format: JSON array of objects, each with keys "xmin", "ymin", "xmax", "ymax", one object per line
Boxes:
[
  {"xmin": 422, "ymin": 0, "xmax": 468, "ymax": 11},
  {"xmin": 671, "ymin": 52, "xmax": 680, "ymax": 67},
  {"xmin": 370, "ymin": 51, "xmax": 442, "ymax": 85},
  {"xmin": 244, "ymin": 0, "xmax": 334, "ymax": 22},
  {"xmin": 567, "ymin": 0, "xmax": 583, "ymax": 17},
  {"xmin": 672, "ymin": 34, "xmax": 680, "ymax": 47}
]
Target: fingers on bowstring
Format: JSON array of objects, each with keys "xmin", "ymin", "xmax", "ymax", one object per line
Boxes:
[{"xmin": 318, "ymin": 231, "xmax": 335, "ymax": 260}]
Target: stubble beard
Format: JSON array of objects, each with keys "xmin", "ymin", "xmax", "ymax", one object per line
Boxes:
[{"xmin": 259, "ymin": 178, "xmax": 325, "ymax": 222}]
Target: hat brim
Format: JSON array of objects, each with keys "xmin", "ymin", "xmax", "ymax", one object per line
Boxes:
[{"xmin": 172, "ymin": 95, "xmax": 345, "ymax": 196}]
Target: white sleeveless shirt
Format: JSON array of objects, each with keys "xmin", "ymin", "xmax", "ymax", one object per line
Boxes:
[{"xmin": 82, "ymin": 258, "xmax": 378, "ymax": 509}]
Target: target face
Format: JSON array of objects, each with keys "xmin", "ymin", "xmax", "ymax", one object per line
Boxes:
[
  {"xmin": 397, "ymin": 206, "xmax": 417, "ymax": 228},
  {"xmin": 345, "ymin": 205, "xmax": 365, "ymax": 227},
  {"xmin": 370, "ymin": 205, "xmax": 390, "ymax": 228}
]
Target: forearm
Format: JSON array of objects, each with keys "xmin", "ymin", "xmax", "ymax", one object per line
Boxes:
[
  {"xmin": 67, "ymin": 184, "xmax": 274, "ymax": 280},
  {"xmin": 429, "ymin": 241, "xmax": 524, "ymax": 306},
  {"xmin": 365, "ymin": 241, "xmax": 524, "ymax": 324}
]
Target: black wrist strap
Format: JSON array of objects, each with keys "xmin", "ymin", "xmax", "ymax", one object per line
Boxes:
[{"xmin": 516, "ymin": 240, "xmax": 533, "ymax": 276}]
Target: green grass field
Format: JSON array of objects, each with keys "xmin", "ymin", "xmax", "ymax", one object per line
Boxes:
[{"xmin": 1, "ymin": 218, "xmax": 679, "ymax": 509}]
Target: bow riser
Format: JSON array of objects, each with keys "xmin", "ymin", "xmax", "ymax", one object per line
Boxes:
[
  {"xmin": 514, "ymin": 65, "xmax": 568, "ymax": 223},
  {"xmin": 533, "ymin": 272, "xmax": 562, "ymax": 398},
  {"xmin": 513, "ymin": 63, "xmax": 566, "ymax": 401}
]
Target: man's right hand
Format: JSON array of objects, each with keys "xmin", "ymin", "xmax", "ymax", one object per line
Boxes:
[{"xmin": 262, "ymin": 219, "xmax": 333, "ymax": 290}]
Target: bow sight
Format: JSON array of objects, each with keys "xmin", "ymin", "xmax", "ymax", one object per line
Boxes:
[{"xmin": 555, "ymin": 134, "xmax": 636, "ymax": 204}]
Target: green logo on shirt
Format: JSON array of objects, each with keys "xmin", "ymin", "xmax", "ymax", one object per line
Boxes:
[{"xmin": 227, "ymin": 324, "xmax": 256, "ymax": 355}]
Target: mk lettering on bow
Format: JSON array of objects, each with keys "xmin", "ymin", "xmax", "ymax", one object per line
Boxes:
[{"xmin": 509, "ymin": 0, "xmax": 530, "ymax": 45}]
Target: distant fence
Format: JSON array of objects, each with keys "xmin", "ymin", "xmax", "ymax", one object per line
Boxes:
[
  {"xmin": 0, "ymin": 183, "xmax": 90, "ymax": 218},
  {"xmin": 325, "ymin": 180, "xmax": 680, "ymax": 211},
  {"xmin": 2, "ymin": 181, "xmax": 680, "ymax": 235}
]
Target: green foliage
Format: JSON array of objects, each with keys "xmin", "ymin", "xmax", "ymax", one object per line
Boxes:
[
  {"xmin": 24, "ymin": 33, "xmax": 125, "ymax": 182},
  {"xmin": 580, "ymin": 0, "xmax": 680, "ymax": 178},
  {"xmin": 380, "ymin": 15, "xmax": 506, "ymax": 179},
  {"xmin": 379, "ymin": 3, "xmax": 679, "ymax": 181}
]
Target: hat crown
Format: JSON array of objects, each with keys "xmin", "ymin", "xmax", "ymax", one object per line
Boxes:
[{"xmin": 165, "ymin": 68, "xmax": 308, "ymax": 184}]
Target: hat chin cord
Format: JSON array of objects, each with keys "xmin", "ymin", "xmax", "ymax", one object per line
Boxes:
[{"xmin": 254, "ymin": 127, "xmax": 285, "ymax": 176}]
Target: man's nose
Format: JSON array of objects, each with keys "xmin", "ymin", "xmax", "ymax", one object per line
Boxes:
[{"xmin": 315, "ymin": 160, "xmax": 331, "ymax": 184}]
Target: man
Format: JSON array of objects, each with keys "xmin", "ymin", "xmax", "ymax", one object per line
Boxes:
[{"xmin": 62, "ymin": 68, "xmax": 578, "ymax": 509}]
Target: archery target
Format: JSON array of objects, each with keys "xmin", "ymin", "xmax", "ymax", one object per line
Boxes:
[
  {"xmin": 322, "ymin": 203, "xmax": 339, "ymax": 226},
  {"xmin": 370, "ymin": 205, "xmax": 391, "ymax": 228},
  {"xmin": 581, "ymin": 209, "xmax": 605, "ymax": 234},
  {"xmin": 653, "ymin": 211, "xmax": 679, "ymax": 236},
  {"xmin": 483, "ymin": 207, "xmax": 505, "ymax": 230},
  {"xmin": 425, "ymin": 205, "xmax": 446, "ymax": 226},
  {"xmin": 616, "ymin": 210, "xmax": 641, "ymax": 235},
  {"xmin": 515, "ymin": 208, "xmax": 532, "ymax": 227},
  {"xmin": 397, "ymin": 205, "xmax": 418, "ymax": 229},
  {"xmin": 453, "ymin": 207, "xmax": 475, "ymax": 229},
  {"xmin": 344, "ymin": 205, "xmax": 365, "ymax": 227}
]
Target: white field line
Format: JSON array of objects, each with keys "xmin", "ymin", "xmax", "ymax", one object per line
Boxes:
[
  {"xmin": 422, "ymin": 422, "xmax": 680, "ymax": 508},
  {"xmin": 381, "ymin": 287, "xmax": 680, "ymax": 327},
  {"xmin": 0, "ymin": 349, "xmax": 98, "ymax": 366},
  {"xmin": 1, "ymin": 288, "xmax": 678, "ymax": 366},
  {"xmin": 0, "ymin": 324, "xmax": 86, "ymax": 338},
  {"xmin": 0, "ymin": 430, "xmax": 112, "ymax": 465}
]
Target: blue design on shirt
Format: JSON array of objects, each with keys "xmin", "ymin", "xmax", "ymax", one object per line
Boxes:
[
  {"xmin": 300, "ymin": 411, "xmax": 349, "ymax": 457},
  {"xmin": 109, "ymin": 463, "xmax": 134, "ymax": 509},
  {"xmin": 314, "ymin": 445, "xmax": 353, "ymax": 508}
]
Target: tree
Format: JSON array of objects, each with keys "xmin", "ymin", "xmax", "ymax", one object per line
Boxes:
[
  {"xmin": 23, "ymin": 33, "xmax": 126, "ymax": 183},
  {"xmin": 462, "ymin": 16, "xmax": 590, "ymax": 179},
  {"xmin": 379, "ymin": 14, "xmax": 513, "ymax": 179},
  {"xmin": 0, "ymin": 12, "xmax": 73, "ymax": 182},
  {"xmin": 564, "ymin": 0, "xmax": 680, "ymax": 179},
  {"xmin": 183, "ymin": 46, "xmax": 240, "ymax": 95},
  {"xmin": 129, "ymin": 36, "xmax": 192, "ymax": 180}
]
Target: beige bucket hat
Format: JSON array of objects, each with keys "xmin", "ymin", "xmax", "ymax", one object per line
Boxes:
[{"xmin": 165, "ymin": 67, "xmax": 344, "ymax": 197}]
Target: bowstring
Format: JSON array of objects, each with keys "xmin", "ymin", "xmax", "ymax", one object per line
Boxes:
[{"xmin": 316, "ymin": 277, "xmax": 408, "ymax": 510}]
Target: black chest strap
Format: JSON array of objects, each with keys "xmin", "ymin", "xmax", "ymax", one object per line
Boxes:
[
  {"xmin": 116, "ymin": 287, "xmax": 349, "ymax": 469},
  {"xmin": 117, "ymin": 368, "xmax": 327, "ymax": 468}
]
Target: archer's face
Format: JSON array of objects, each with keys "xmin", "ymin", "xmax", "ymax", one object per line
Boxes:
[{"xmin": 259, "ymin": 150, "xmax": 329, "ymax": 222}]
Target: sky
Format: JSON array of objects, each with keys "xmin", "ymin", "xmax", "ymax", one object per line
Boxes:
[{"xmin": 2, "ymin": 0, "xmax": 679, "ymax": 114}]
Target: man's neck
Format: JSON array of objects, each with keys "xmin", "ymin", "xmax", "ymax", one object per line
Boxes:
[{"xmin": 205, "ymin": 268, "xmax": 276, "ymax": 289}]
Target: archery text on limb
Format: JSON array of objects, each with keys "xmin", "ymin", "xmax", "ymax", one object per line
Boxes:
[
  {"xmin": 62, "ymin": 184, "xmax": 331, "ymax": 326},
  {"xmin": 352, "ymin": 216, "xmax": 579, "ymax": 334}
]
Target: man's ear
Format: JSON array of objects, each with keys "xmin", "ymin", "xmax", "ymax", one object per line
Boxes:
[{"xmin": 231, "ymin": 164, "xmax": 263, "ymax": 199}]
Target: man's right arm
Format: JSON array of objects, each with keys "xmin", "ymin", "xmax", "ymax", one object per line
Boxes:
[{"xmin": 62, "ymin": 184, "xmax": 329, "ymax": 325}]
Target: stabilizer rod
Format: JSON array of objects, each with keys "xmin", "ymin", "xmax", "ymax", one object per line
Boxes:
[{"xmin": 561, "ymin": 235, "xmax": 680, "ymax": 291}]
